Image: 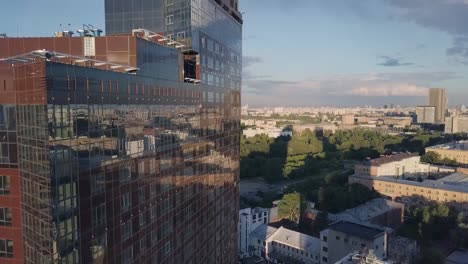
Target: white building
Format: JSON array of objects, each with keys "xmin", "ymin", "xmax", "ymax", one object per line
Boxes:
[
  {"xmin": 445, "ymin": 115, "xmax": 468, "ymax": 133},
  {"xmin": 320, "ymin": 221, "xmax": 387, "ymax": 264},
  {"xmin": 250, "ymin": 225, "xmax": 321, "ymax": 264},
  {"xmin": 416, "ymin": 106, "xmax": 436, "ymax": 124},
  {"xmin": 239, "ymin": 207, "xmax": 271, "ymax": 257},
  {"xmin": 354, "ymin": 153, "xmax": 430, "ymax": 179},
  {"xmin": 243, "ymin": 128, "xmax": 292, "ymax": 138}
]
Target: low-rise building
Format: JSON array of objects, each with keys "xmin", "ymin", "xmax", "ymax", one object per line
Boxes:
[
  {"xmin": 320, "ymin": 221, "xmax": 387, "ymax": 264},
  {"xmin": 354, "ymin": 153, "xmax": 429, "ymax": 179},
  {"xmin": 331, "ymin": 198, "xmax": 404, "ymax": 229},
  {"xmin": 249, "ymin": 225, "xmax": 321, "ymax": 264},
  {"xmin": 294, "ymin": 123, "xmax": 338, "ymax": 134},
  {"xmin": 382, "ymin": 117, "xmax": 412, "ymax": 127},
  {"xmin": 239, "ymin": 207, "xmax": 272, "ymax": 257},
  {"xmin": 342, "ymin": 114, "xmax": 355, "ymax": 126},
  {"xmin": 335, "ymin": 251, "xmax": 393, "ymax": 264},
  {"xmin": 426, "ymin": 141, "xmax": 468, "ymax": 165},
  {"xmin": 349, "ymin": 173, "xmax": 468, "ymax": 215},
  {"xmin": 243, "ymin": 128, "xmax": 292, "ymax": 138}
]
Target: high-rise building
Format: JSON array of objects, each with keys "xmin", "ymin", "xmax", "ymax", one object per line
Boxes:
[
  {"xmin": 0, "ymin": 0, "xmax": 242, "ymax": 261},
  {"xmin": 428, "ymin": 88, "xmax": 447, "ymax": 123},
  {"xmin": 415, "ymin": 106, "xmax": 436, "ymax": 124},
  {"xmin": 445, "ymin": 115, "xmax": 468, "ymax": 134}
]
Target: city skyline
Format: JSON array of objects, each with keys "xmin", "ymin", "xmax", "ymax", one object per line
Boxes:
[{"xmin": 2, "ymin": 0, "xmax": 468, "ymax": 107}]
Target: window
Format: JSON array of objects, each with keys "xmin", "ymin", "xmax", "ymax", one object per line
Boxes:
[
  {"xmin": 93, "ymin": 203, "xmax": 106, "ymax": 227},
  {"xmin": 322, "ymin": 246, "xmax": 328, "ymax": 252},
  {"xmin": 0, "ymin": 239, "xmax": 13, "ymax": 258},
  {"xmin": 120, "ymin": 166, "xmax": 131, "ymax": 182},
  {"xmin": 121, "ymin": 246, "xmax": 133, "ymax": 264},
  {"xmin": 0, "ymin": 208, "xmax": 12, "ymax": 226},
  {"xmin": 166, "ymin": 15, "xmax": 174, "ymax": 25},
  {"xmin": 322, "ymin": 257, "xmax": 328, "ymax": 263},
  {"xmin": 122, "ymin": 221, "xmax": 132, "ymax": 240},
  {"xmin": 322, "ymin": 235, "xmax": 327, "ymax": 242},
  {"xmin": 139, "ymin": 213, "xmax": 146, "ymax": 227},
  {"xmin": 177, "ymin": 31, "xmax": 186, "ymax": 40},
  {"xmin": 151, "ymin": 206, "xmax": 157, "ymax": 219},
  {"xmin": 140, "ymin": 237, "xmax": 146, "ymax": 252},
  {"xmin": 0, "ymin": 176, "xmax": 10, "ymax": 195},
  {"xmin": 121, "ymin": 193, "xmax": 131, "ymax": 212},
  {"xmin": 161, "ymin": 221, "xmax": 172, "ymax": 238},
  {"xmin": 91, "ymin": 172, "xmax": 105, "ymax": 194},
  {"xmin": 151, "ymin": 230, "xmax": 158, "ymax": 245},
  {"xmin": 163, "ymin": 242, "xmax": 171, "ymax": 256},
  {"xmin": 336, "ymin": 236, "xmax": 340, "ymax": 240},
  {"xmin": 166, "ymin": 0, "xmax": 174, "ymax": 5}
]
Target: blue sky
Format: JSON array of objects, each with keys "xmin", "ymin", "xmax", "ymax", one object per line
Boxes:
[{"xmin": 2, "ymin": 0, "xmax": 468, "ymax": 107}]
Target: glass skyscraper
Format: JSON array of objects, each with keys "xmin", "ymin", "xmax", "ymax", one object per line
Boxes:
[{"xmin": 0, "ymin": 0, "xmax": 242, "ymax": 262}]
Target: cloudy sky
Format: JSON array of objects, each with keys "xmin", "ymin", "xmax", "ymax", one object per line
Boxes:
[
  {"xmin": 2, "ymin": 0, "xmax": 468, "ymax": 107},
  {"xmin": 241, "ymin": 0, "xmax": 468, "ymax": 107}
]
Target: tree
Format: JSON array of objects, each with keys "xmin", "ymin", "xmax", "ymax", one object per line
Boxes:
[
  {"xmin": 278, "ymin": 192, "xmax": 301, "ymax": 223},
  {"xmin": 313, "ymin": 211, "xmax": 329, "ymax": 234}
]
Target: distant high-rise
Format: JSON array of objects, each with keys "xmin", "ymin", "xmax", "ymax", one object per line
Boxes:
[
  {"xmin": 428, "ymin": 88, "xmax": 447, "ymax": 123},
  {"xmin": 416, "ymin": 106, "xmax": 436, "ymax": 124}
]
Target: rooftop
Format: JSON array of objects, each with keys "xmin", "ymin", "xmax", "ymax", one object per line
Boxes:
[
  {"xmin": 351, "ymin": 172, "xmax": 468, "ymax": 193},
  {"xmin": 250, "ymin": 225, "xmax": 278, "ymax": 241},
  {"xmin": 364, "ymin": 153, "xmax": 419, "ymax": 166},
  {"xmin": 327, "ymin": 221, "xmax": 386, "ymax": 241},
  {"xmin": 446, "ymin": 250, "xmax": 468, "ymax": 264},
  {"xmin": 270, "ymin": 226, "xmax": 321, "ymax": 254},
  {"xmin": 333, "ymin": 198, "xmax": 404, "ymax": 224},
  {"xmin": 426, "ymin": 141, "xmax": 468, "ymax": 151}
]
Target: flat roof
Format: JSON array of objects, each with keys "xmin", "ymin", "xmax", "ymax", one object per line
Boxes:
[
  {"xmin": 271, "ymin": 227, "xmax": 321, "ymax": 253},
  {"xmin": 446, "ymin": 250, "xmax": 468, "ymax": 264},
  {"xmin": 351, "ymin": 173, "xmax": 468, "ymax": 193},
  {"xmin": 334, "ymin": 198, "xmax": 403, "ymax": 223},
  {"xmin": 426, "ymin": 141, "xmax": 468, "ymax": 151},
  {"xmin": 327, "ymin": 221, "xmax": 385, "ymax": 240},
  {"xmin": 250, "ymin": 225, "xmax": 278, "ymax": 241},
  {"xmin": 364, "ymin": 153, "xmax": 419, "ymax": 166}
]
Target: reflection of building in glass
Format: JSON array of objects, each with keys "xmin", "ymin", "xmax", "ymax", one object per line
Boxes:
[{"xmin": 0, "ymin": 1, "xmax": 242, "ymax": 261}]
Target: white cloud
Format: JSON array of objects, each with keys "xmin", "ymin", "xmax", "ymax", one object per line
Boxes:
[{"xmin": 348, "ymin": 84, "xmax": 427, "ymax": 96}]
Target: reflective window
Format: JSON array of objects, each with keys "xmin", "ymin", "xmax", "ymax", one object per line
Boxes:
[{"xmin": 0, "ymin": 208, "xmax": 12, "ymax": 226}]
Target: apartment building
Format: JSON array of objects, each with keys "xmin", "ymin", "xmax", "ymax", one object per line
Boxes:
[
  {"xmin": 426, "ymin": 141, "xmax": 468, "ymax": 165},
  {"xmin": 249, "ymin": 225, "xmax": 321, "ymax": 264},
  {"xmin": 354, "ymin": 153, "xmax": 429, "ymax": 179},
  {"xmin": 320, "ymin": 221, "xmax": 387, "ymax": 264},
  {"xmin": 239, "ymin": 207, "xmax": 271, "ymax": 257},
  {"xmin": 349, "ymin": 173, "xmax": 468, "ymax": 215},
  {"xmin": 445, "ymin": 115, "xmax": 468, "ymax": 134}
]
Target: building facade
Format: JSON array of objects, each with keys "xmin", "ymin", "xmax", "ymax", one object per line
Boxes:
[
  {"xmin": 239, "ymin": 207, "xmax": 271, "ymax": 257},
  {"xmin": 349, "ymin": 173, "xmax": 468, "ymax": 216},
  {"xmin": 425, "ymin": 141, "xmax": 468, "ymax": 165},
  {"xmin": 354, "ymin": 153, "xmax": 429, "ymax": 179},
  {"xmin": 416, "ymin": 106, "xmax": 436, "ymax": 124},
  {"xmin": 445, "ymin": 115, "xmax": 468, "ymax": 134},
  {"xmin": 319, "ymin": 221, "xmax": 387, "ymax": 264},
  {"xmin": 428, "ymin": 88, "xmax": 447, "ymax": 123},
  {"xmin": 250, "ymin": 225, "xmax": 321, "ymax": 264},
  {"xmin": 0, "ymin": 12, "xmax": 241, "ymax": 264}
]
